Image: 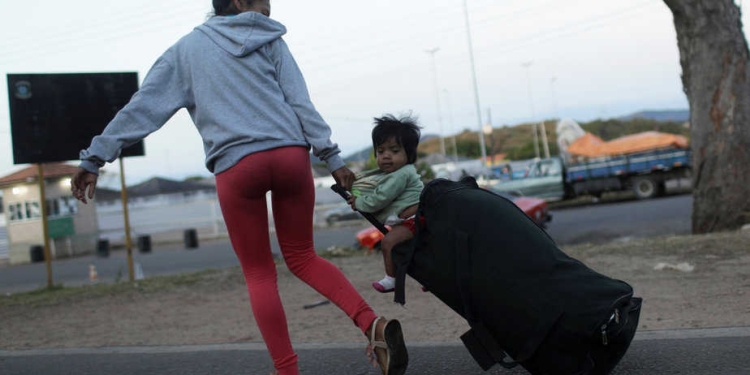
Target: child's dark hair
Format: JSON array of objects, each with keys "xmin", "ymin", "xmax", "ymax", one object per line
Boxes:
[{"xmin": 372, "ymin": 114, "xmax": 422, "ymax": 164}]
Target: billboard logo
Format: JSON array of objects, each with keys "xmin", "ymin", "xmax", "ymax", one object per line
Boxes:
[{"xmin": 14, "ymin": 81, "xmax": 32, "ymax": 100}]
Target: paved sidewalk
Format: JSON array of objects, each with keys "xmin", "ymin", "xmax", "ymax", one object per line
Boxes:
[{"xmin": 2, "ymin": 328, "xmax": 749, "ymax": 375}]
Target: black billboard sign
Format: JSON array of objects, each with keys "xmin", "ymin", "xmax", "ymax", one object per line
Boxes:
[{"xmin": 7, "ymin": 72, "xmax": 145, "ymax": 164}]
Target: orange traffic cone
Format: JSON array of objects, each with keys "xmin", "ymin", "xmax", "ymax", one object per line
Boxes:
[{"xmin": 89, "ymin": 264, "xmax": 99, "ymax": 282}]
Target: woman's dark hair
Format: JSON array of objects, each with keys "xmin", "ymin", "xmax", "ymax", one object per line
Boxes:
[
  {"xmin": 372, "ymin": 114, "xmax": 422, "ymax": 164},
  {"xmin": 212, "ymin": 0, "xmax": 253, "ymax": 16}
]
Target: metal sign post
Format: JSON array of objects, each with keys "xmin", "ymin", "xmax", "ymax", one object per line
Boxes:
[
  {"xmin": 36, "ymin": 164, "xmax": 54, "ymax": 288},
  {"xmin": 119, "ymin": 158, "xmax": 135, "ymax": 282}
]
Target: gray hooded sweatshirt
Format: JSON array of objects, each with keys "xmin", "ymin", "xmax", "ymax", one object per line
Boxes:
[{"xmin": 79, "ymin": 11, "xmax": 345, "ymax": 175}]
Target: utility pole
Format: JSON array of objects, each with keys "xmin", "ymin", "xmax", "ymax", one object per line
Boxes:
[
  {"xmin": 540, "ymin": 121, "xmax": 550, "ymax": 159},
  {"xmin": 426, "ymin": 47, "xmax": 447, "ymax": 157},
  {"xmin": 462, "ymin": 0, "xmax": 487, "ymax": 165},
  {"xmin": 443, "ymin": 89, "xmax": 460, "ymax": 163},
  {"xmin": 550, "ymin": 76, "xmax": 559, "ymax": 120},
  {"xmin": 522, "ymin": 61, "xmax": 540, "ymax": 159},
  {"xmin": 484, "ymin": 108, "xmax": 495, "ymax": 165}
]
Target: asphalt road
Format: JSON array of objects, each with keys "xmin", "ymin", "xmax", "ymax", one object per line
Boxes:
[
  {"xmin": 545, "ymin": 194, "xmax": 692, "ymax": 245},
  {"xmin": 0, "ymin": 227, "xmax": 357, "ymax": 294},
  {"xmin": 0, "ymin": 195, "xmax": 693, "ymax": 294},
  {"xmin": 2, "ymin": 328, "xmax": 749, "ymax": 374}
]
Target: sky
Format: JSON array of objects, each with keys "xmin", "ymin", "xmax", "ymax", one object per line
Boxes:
[{"xmin": 0, "ymin": 0, "xmax": 746, "ymax": 188}]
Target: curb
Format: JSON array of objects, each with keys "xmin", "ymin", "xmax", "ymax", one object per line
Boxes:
[{"xmin": 1, "ymin": 327, "xmax": 748, "ymax": 357}]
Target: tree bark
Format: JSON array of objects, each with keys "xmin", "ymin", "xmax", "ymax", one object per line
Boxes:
[{"xmin": 664, "ymin": 0, "xmax": 750, "ymax": 233}]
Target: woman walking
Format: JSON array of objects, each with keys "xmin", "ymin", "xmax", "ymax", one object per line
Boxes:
[{"xmin": 71, "ymin": 1, "xmax": 407, "ymax": 374}]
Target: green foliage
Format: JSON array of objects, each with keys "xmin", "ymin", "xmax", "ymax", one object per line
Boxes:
[
  {"xmin": 455, "ymin": 138, "xmax": 488, "ymax": 158},
  {"xmin": 507, "ymin": 141, "xmax": 540, "ymax": 160},
  {"xmin": 364, "ymin": 151, "xmax": 378, "ymax": 170}
]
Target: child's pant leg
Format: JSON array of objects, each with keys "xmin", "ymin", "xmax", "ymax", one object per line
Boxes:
[{"xmin": 269, "ymin": 147, "xmax": 377, "ymax": 334}]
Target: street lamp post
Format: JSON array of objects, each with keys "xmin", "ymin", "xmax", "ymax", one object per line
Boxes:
[
  {"xmin": 462, "ymin": 0, "xmax": 487, "ymax": 165},
  {"xmin": 426, "ymin": 47, "xmax": 447, "ymax": 157},
  {"xmin": 522, "ymin": 61, "xmax": 540, "ymax": 159}
]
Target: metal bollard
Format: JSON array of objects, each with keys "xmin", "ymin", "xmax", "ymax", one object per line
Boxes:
[
  {"xmin": 137, "ymin": 235, "xmax": 152, "ymax": 253},
  {"xmin": 184, "ymin": 229, "xmax": 199, "ymax": 249},
  {"xmin": 29, "ymin": 245, "xmax": 44, "ymax": 263},
  {"xmin": 97, "ymin": 239, "xmax": 110, "ymax": 258}
]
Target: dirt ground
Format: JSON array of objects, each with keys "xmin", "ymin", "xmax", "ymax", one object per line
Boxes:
[{"xmin": 1, "ymin": 230, "xmax": 749, "ymax": 350}]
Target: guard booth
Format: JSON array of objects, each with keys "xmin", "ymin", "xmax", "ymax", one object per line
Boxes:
[{"xmin": 0, "ymin": 163, "xmax": 98, "ymax": 265}]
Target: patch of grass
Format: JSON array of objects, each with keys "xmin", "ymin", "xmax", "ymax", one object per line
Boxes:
[
  {"xmin": 0, "ymin": 268, "xmax": 232, "ymax": 308},
  {"xmin": 4, "ymin": 230, "xmax": 746, "ymax": 308},
  {"xmin": 1, "ymin": 248, "xmax": 366, "ymax": 308},
  {"xmin": 318, "ymin": 246, "xmax": 365, "ymax": 259},
  {"xmin": 562, "ymin": 230, "xmax": 750, "ymax": 258}
]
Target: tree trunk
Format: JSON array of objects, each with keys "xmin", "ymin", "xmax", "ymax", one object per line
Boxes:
[{"xmin": 664, "ymin": 0, "xmax": 750, "ymax": 233}]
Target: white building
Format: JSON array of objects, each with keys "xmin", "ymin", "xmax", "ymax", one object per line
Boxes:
[{"xmin": 0, "ymin": 163, "xmax": 98, "ymax": 265}]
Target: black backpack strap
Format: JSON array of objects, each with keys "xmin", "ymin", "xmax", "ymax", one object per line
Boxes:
[
  {"xmin": 394, "ymin": 194, "xmax": 428, "ymax": 305},
  {"xmin": 461, "ymin": 324, "xmax": 518, "ymax": 370},
  {"xmin": 455, "ymin": 230, "xmax": 476, "ymax": 322},
  {"xmin": 455, "ymin": 230, "xmax": 518, "ymax": 370},
  {"xmin": 393, "ymin": 238, "xmax": 415, "ymax": 305}
]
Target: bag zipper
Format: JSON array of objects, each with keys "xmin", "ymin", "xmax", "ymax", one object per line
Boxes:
[{"xmin": 600, "ymin": 307, "xmax": 621, "ymax": 345}]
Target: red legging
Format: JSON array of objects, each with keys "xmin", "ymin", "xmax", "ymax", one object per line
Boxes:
[{"xmin": 216, "ymin": 146, "xmax": 377, "ymax": 375}]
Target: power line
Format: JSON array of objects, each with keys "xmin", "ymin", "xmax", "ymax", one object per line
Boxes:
[
  {"xmin": 291, "ymin": 0, "xmax": 564, "ymax": 72},
  {"xmin": 0, "ymin": 0, "xmax": 204, "ymax": 49},
  {"xmin": 0, "ymin": 3, "xmax": 207, "ymax": 65},
  {"xmin": 479, "ymin": 1, "xmax": 658, "ymax": 58},
  {"xmin": 291, "ymin": 0, "xmax": 559, "ymax": 59},
  {"xmin": 294, "ymin": 0, "xmax": 648, "ymax": 78},
  {"xmin": 307, "ymin": 1, "xmax": 658, "ymax": 94}
]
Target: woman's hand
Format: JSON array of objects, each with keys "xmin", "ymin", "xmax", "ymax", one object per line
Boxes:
[
  {"xmin": 331, "ymin": 167, "xmax": 355, "ymax": 191},
  {"xmin": 70, "ymin": 168, "xmax": 98, "ymax": 204}
]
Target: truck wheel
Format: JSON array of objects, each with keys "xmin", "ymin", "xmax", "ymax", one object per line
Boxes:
[
  {"xmin": 632, "ymin": 177, "xmax": 658, "ymax": 199},
  {"xmin": 564, "ymin": 185, "xmax": 576, "ymax": 200}
]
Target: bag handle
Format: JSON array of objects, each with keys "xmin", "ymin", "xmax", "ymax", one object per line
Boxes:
[{"xmin": 330, "ymin": 184, "xmax": 389, "ymax": 234}]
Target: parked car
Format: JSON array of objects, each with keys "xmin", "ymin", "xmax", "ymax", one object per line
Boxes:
[
  {"xmin": 354, "ymin": 189, "xmax": 552, "ymax": 250},
  {"xmin": 488, "ymin": 189, "xmax": 552, "ymax": 228},
  {"xmin": 323, "ymin": 204, "xmax": 362, "ymax": 226}
]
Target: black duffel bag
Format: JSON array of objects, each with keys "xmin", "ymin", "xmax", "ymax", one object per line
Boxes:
[{"xmin": 392, "ymin": 177, "xmax": 642, "ymax": 374}]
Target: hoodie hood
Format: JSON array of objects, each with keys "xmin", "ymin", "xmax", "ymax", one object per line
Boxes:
[{"xmin": 196, "ymin": 11, "xmax": 286, "ymax": 57}]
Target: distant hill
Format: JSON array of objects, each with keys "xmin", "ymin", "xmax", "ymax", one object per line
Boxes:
[
  {"xmin": 619, "ymin": 109, "xmax": 689, "ymax": 122},
  {"xmin": 343, "ymin": 149, "xmax": 371, "ymax": 163},
  {"xmin": 342, "ymin": 133, "xmax": 440, "ymax": 162},
  {"xmin": 340, "ymin": 112, "xmax": 691, "ymax": 163},
  {"xmin": 416, "ymin": 116, "xmax": 690, "ymax": 161}
]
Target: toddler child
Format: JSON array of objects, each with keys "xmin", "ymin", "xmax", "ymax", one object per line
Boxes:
[{"xmin": 347, "ymin": 114, "xmax": 424, "ymax": 293}]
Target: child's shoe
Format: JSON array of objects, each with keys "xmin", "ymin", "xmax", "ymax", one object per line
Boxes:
[{"xmin": 372, "ymin": 276, "xmax": 396, "ymax": 293}]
